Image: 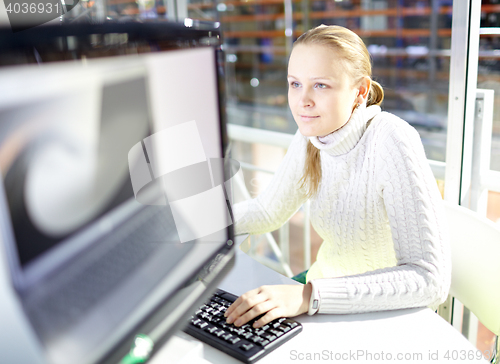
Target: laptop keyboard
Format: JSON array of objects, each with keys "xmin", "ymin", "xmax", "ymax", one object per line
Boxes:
[
  {"xmin": 25, "ymin": 205, "xmax": 179, "ymax": 336},
  {"xmin": 184, "ymin": 288, "xmax": 302, "ymax": 363}
]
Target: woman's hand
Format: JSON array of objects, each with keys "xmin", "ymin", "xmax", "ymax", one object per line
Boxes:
[{"xmin": 224, "ymin": 283, "xmax": 312, "ymax": 328}]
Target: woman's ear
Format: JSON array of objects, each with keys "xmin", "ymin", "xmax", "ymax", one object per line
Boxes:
[{"xmin": 356, "ymin": 76, "xmax": 371, "ymax": 104}]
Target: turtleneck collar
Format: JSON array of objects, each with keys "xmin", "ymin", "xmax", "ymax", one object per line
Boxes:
[{"xmin": 308, "ymin": 103, "xmax": 381, "ymax": 156}]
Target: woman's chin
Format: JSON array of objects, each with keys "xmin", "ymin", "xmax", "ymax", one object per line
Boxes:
[{"xmin": 297, "ymin": 126, "xmax": 317, "ymax": 137}]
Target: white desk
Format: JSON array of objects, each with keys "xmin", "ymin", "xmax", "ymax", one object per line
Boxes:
[{"xmin": 163, "ymin": 235, "xmax": 489, "ymax": 363}]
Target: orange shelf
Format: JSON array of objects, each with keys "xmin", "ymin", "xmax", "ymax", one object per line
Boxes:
[
  {"xmin": 232, "ymin": 62, "xmax": 287, "ymax": 70},
  {"xmin": 336, "ymin": 28, "xmax": 451, "ymax": 38},
  {"xmin": 188, "ymin": 0, "xmax": 301, "ymax": 9},
  {"xmin": 480, "ymin": 4, "xmax": 500, "ymax": 13},
  {"xmin": 309, "ymin": 8, "xmax": 397, "ymax": 18},
  {"xmin": 373, "ymin": 68, "xmax": 449, "ymax": 81},
  {"xmin": 478, "ymin": 74, "xmax": 500, "ymax": 83},
  {"xmin": 221, "ymin": 12, "xmax": 301, "ymax": 22},
  {"xmin": 224, "ymin": 29, "xmax": 301, "ymax": 38},
  {"xmin": 309, "ymin": 6, "xmax": 453, "ymax": 19},
  {"xmin": 107, "ymin": 6, "xmax": 166, "ymax": 14}
]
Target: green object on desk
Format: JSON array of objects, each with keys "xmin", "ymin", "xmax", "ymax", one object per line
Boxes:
[
  {"xmin": 291, "ymin": 270, "xmax": 308, "ymax": 284},
  {"xmin": 120, "ymin": 334, "xmax": 154, "ymax": 364}
]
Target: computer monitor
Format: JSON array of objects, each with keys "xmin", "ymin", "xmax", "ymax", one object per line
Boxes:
[{"xmin": 0, "ymin": 22, "xmax": 235, "ymax": 364}]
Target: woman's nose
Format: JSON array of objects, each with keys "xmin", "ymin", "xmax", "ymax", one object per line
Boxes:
[{"xmin": 299, "ymin": 90, "xmax": 314, "ymax": 107}]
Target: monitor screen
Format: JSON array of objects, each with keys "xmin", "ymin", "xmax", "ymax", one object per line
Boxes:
[
  {"xmin": 1, "ymin": 67, "xmax": 151, "ymax": 269},
  {"xmin": 0, "ymin": 22, "xmax": 234, "ymax": 364}
]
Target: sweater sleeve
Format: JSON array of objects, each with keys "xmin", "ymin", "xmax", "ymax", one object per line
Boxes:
[
  {"xmin": 232, "ymin": 130, "xmax": 309, "ymax": 235},
  {"xmin": 312, "ymin": 121, "xmax": 451, "ymax": 314}
]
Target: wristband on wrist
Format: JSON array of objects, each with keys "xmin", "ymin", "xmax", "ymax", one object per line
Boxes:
[{"xmin": 307, "ymin": 280, "xmax": 320, "ymax": 316}]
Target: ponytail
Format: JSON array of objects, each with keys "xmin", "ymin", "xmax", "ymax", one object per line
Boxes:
[
  {"xmin": 367, "ymin": 80, "xmax": 384, "ymax": 106},
  {"xmin": 299, "ymin": 141, "xmax": 321, "ymax": 198}
]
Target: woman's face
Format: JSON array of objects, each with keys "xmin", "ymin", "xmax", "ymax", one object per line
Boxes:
[{"xmin": 287, "ymin": 44, "xmax": 360, "ymax": 137}]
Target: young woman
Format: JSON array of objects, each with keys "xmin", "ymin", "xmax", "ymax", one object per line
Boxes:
[{"xmin": 225, "ymin": 25, "xmax": 451, "ymax": 329}]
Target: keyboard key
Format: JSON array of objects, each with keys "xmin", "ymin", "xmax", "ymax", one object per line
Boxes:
[
  {"xmin": 214, "ymin": 330, "xmax": 226, "ymax": 337},
  {"xmin": 228, "ymin": 337, "xmax": 241, "ymax": 345},
  {"xmin": 232, "ymin": 328, "xmax": 244, "ymax": 336},
  {"xmin": 222, "ymin": 333, "xmax": 233, "ymax": 341},
  {"xmin": 205, "ymin": 326, "xmax": 218, "ymax": 334},
  {"xmin": 270, "ymin": 329, "xmax": 284, "ymax": 337},
  {"xmin": 264, "ymin": 334, "xmax": 277, "ymax": 342},
  {"xmin": 251, "ymin": 336, "xmax": 263, "ymax": 344},
  {"xmin": 278, "ymin": 325, "xmax": 291, "ymax": 333},
  {"xmin": 281, "ymin": 319, "xmax": 298, "ymax": 328},
  {"xmin": 240, "ymin": 343, "xmax": 254, "ymax": 351},
  {"xmin": 246, "ymin": 327, "xmax": 257, "ymax": 334}
]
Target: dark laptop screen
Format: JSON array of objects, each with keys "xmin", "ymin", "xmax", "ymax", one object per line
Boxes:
[{"xmin": 1, "ymin": 75, "xmax": 150, "ymax": 268}]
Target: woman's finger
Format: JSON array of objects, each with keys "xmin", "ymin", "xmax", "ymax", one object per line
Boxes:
[
  {"xmin": 225, "ymin": 287, "xmax": 267, "ymax": 323},
  {"xmin": 252, "ymin": 307, "xmax": 282, "ymax": 329},
  {"xmin": 224, "ymin": 287, "xmax": 260, "ymax": 318},
  {"xmin": 233, "ymin": 300, "xmax": 278, "ymax": 327}
]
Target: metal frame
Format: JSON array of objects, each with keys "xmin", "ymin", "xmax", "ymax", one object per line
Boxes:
[
  {"xmin": 443, "ymin": 0, "xmax": 481, "ymax": 206},
  {"xmin": 440, "ymin": 0, "xmax": 481, "ymax": 337},
  {"xmin": 470, "ymin": 89, "xmax": 494, "ymax": 215},
  {"xmin": 458, "ymin": 88, "xmax": 495, "ymax": 347},
  {"xmin": 494, "ymin": 336, "xmax": 500, "ymax": 364}
]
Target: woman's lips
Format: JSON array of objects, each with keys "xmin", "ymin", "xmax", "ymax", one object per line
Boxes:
[{"xmin": 300, "ymin": 115, "xmax": 319, "ymax": 122}]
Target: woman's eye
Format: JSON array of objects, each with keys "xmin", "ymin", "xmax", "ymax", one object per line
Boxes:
[
  {"xmin": 290, "ymin": 81, "xmax": 300, "ymax": 88},
  {"xmin": 315, "ymin": 83, "xmax": 327, "ymax": 89}
]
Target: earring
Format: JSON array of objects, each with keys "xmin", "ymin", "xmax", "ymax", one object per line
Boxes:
[{"xmin": 356, "ymin": 102, "xmax": 361, "ymax": 109}]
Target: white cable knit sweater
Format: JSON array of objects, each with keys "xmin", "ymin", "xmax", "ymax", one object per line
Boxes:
[{"xmin": 232, "ymin": 103, "xmax": 451, "ymax": 314}]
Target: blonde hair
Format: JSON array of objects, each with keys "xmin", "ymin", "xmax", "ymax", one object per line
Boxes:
[{"xmin": 296, "ymin": 25, "xmax": 384, "ymax": 197}]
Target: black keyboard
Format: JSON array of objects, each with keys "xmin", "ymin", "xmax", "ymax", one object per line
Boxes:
[{"xmin": 184, "ymin": 288, "xmax": 302, "ymax": 363}]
